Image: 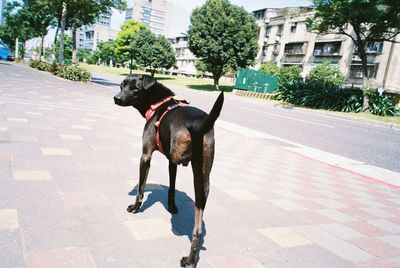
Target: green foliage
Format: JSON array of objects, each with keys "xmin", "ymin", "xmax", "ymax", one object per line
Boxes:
[
  {"xmin": 29, "ymin": 60, "xmax": 91, "ymax": 82},
  {"xmin": 275, "ymin": 81, "xmax": 363, "ymax": 113},
  {"xmin": 195, "ymin": 60, "xmax": 207, "ymax": 78},
  {"xmin": 188, "ymin": 0, "xmax": 258, "ymax": 89},
  {"xmin": 131, "ymin": 29, "xmax": 176, "ymax": 76},
  {"xmin": 77, "ymin": 48, "xmax": 93, "ymax": 62},
  {"xmin": 279, "ymin": 66, "xmax": 302, "ymax": 84},
  {"xmin": 114, "ymin": 19, "xmax": 146, "ymax": 65},
  {"xmin": 259, "ymin": 62, "xmax": 280, "ymax": 76},
  {"xmin": 97, "ymin": 41, "xmax": 117, "ymax": 65},
  {"xmin": 365, "ymin": 90, "xmax": 400, "ymax": 116},
  {"xmin": 55, "ymin": 34, "xmax": 73, "ymax": 63},
  {"xmin": 306, "ymin": 62, "xmax": 345, "ymax": 87},
  {"xmin": 55, "ymin": 65, "xmax": 91, "ymax": 82},
  {"xmin": 259, "ymin": 63, "xmax": 302, "ymax": 86}
]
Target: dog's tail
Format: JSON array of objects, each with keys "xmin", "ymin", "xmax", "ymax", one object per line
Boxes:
[
  {"xmin": 200, "ymin": 91, "xmax": 224, "ymax": 134},
  {"xmin": 188, "ymin": 92, "xmax": 224, "ymax": 209}
]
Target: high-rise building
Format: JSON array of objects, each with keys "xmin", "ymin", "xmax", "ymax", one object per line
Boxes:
[
  {"xmin": 76, "ymin": 14, "xmax": 118, "ymax": 51},
  {"xmin": 0, "ymin": 0, "xmax": 8, "ymax": 25},
  {"xmin": 125, "ymin": 0, "xmax": 171, "ymax": 36}
]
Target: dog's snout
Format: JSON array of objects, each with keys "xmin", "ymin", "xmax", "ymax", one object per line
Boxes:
[{"xmin": 114, "ymin": 95, "xmax": 123, "ymax": 106}]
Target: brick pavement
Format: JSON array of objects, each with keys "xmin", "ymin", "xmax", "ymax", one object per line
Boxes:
[{"xmin": 0, "ymin": 63, "xmax": 400, "ymax": 267}]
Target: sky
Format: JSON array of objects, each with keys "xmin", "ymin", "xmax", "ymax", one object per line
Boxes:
[{"xmin": 111, "ymin": 0, "xmax": 313, "ymax": 37}]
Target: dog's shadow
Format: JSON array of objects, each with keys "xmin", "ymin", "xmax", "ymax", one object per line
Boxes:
[{"xmin": 128, "ymin": 183, "xmax": 207, "ymax": 252}]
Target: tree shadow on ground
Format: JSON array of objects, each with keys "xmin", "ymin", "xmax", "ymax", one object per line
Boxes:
[
  {"xmin": 128, "ymin": 183, "xmax": 206, "ymax": 262},
  {"xmin": 187, "ymin": 84, "xmax": 234, "ymax": 92},
  {"xmin": 91, "ymin": 77, "xmax": 120, "ymax": 87}
]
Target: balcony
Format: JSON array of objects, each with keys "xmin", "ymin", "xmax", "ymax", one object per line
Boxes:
[{"xmin": 282, "ymin": 54, "xmax": 304, "ymax": 64}]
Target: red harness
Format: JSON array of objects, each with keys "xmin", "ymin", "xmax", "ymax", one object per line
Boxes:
[{"xmin": 145, "ymin": 96, "xmax": 187, "ymax": 154}]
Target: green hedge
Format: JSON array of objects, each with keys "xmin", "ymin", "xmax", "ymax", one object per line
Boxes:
[
  {"xmin": 274, "ymin": 81, "xmax": 363, "ymax": 113},
  {"xmin": 55, "ymin": 65, "xmax": 91, "ymax": 82},
  {"xmin": 29, "ymin": 60, "xmax": 91, "ymax": 82}
]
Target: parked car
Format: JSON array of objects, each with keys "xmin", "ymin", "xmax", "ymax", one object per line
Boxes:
[{"xmin": 0, "ymin": 38, "xmax": 14, "ymax": 61}]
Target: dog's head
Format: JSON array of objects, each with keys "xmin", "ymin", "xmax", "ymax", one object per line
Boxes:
[{"xmin": 113, "ymin": 74, "xmax": 156, "ymax": 107}]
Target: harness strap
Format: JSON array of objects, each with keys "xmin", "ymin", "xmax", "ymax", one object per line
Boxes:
[{"xmin": 154, "ymin": 104, "xmax": 182, "ymax": 154}]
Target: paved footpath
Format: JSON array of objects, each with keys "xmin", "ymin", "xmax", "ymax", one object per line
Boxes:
[{"xmin": 1, "ymin": 63, "xmax": 400, "ymax": 268}]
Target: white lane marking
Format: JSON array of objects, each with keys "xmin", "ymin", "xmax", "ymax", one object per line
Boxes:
[{"xmin": 244, "ymin": 108, "xmax": 335, "ymax": 128}]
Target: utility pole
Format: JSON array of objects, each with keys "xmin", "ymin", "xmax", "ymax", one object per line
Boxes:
[
  {"xmin": 58, "ymin": 1, "xmax": 66, "ymax": 65},
  {"xmin": 15, "ymin": 38, "xmax": 18, "ymax": 60}
]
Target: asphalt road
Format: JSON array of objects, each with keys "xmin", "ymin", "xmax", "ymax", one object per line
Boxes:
[{"xmin": 93, "ymin": 72, "xmax": 400, "ymax": 174}]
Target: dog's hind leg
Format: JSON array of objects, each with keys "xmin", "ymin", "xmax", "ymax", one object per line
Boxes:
[
  {"xmin": 180, "ymin": 130, "xmax": 210, "ymax": 267},
  {"xmin": 127, "ymin": 152, "xmax": 152, "ymax": 213},
  {"xmin": 168, "ymin": 161, "xmax": 178, "ymax": 214}
]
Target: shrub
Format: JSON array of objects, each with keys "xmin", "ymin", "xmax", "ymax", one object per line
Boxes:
[
  {"xmin": 29, "ymin": 60, "xmax": 40, "ymax": 69},
  {"xmin": 306, "ymin": 61, "xmax": 345, "ymax": 87},
  {"xmin": 366, "ymin": 90, "xmax": 399, "ymax": 116},
  {"xmin": 55, "ymin": 65, "xmax": 91, "ymax": 82},
  {"xmin": 279, "ymin": 65, "xmax": 302, "ymax": 85},
  {"xmin": 29, "ymin": 60, "xmax": 52, "ymax": 72},
  {"xmin": 259, "ymin": 62, "xmax": 280, "ymax": 76},
  {"xmin": 274, "ymin": 81, "xmax": 363, "ymax": 113}
]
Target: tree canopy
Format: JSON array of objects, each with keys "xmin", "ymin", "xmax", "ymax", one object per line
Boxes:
[
  {"xmin": 188, "ymin": 0, "xmax": 259, "ymax": 89},
  {"xmin": 114, "ymin": 19, "xmax": 146, "ymax": 70},
  {"xmin": 131, "ymin": 29, "xmax": 176, "ymax": 77}
]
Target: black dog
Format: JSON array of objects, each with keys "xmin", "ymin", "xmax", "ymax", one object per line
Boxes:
[{"xmin": 113, "ymin": 74, "xmax": 224, "ymax": 267}]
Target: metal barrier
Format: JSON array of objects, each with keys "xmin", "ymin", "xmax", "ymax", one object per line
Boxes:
[{"xmin": 235, "ymin": 68, "xmax": 278, "ymax": 93}]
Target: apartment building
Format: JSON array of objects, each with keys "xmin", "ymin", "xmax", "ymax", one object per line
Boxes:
[
  {"xmin": 125, "ymin": 0, "xmax": 171, "ymax": 36},
  {"xmin": 76, "ymin": 15, "xmax": 119, "ymax": 51},
  {"xmin": 254, "ymin": 7, "xmax": 400, "ymax": 93},
  {"xmin": 168, "ymin": 35, "xmax": 197, "ymax": 75}
]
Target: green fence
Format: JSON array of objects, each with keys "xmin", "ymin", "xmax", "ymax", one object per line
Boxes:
[{"xmin": 235, "ymin": 68, "xmax": 278, "ymax": 93}]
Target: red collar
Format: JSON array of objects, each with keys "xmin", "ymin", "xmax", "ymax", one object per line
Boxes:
[{"xmin": 145, "ymin": 96, "xmax": 174, "ymax": 121}]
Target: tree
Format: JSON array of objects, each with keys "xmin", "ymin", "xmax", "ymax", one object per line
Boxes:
[
  {"xmin": 195, "ymin": 60, "xmax": 207, "ymax": 78},
  {"xmin": 97, "ymin": 41, "xmax": 117, "ymax": 65},
  {"xmin": 188, "ymin": 0, "xmax": 259, "ymax": 90},
  {"xmin": 55, "ymin": 34, "xmax": 73, "ymax": 64},
  {"xmin": 259, "ymin": 62, "xmax": 280, "ymax": 76},
  {"xmin": 131, "ymin": 29, "xmax": 176, "ymax": 77},
  {"xmin": 21, "ymin": 0, "xmax": 56, "ymax": 60},
  {"xmin": 0, "ymin": 0, "xmax": 42, "ymax": 59},
  {"xmin": 306, "ymin": 61, "xmax": 345, "ymax": 87},
  {"xmin": 306, "ymin": 0, "xmax": 400, "ymax": 108},
  {"xmin": 52, "ymin": 0, "xmax": 126, "ymax": 64},
  {"xmin": 114, "ymin": 19, "xmax": 146, "ymax": 71}
]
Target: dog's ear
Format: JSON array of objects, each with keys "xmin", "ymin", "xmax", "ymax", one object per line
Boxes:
[{"xmin": 142, "ymin": 75, "xmax": 156, "ymax": 90}]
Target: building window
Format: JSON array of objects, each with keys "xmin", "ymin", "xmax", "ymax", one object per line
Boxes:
[
  {"xmin": 143, "ymin": 7, "xmax": 151, "ymax": 15},
  {"xmin": 366, "ymin": 41, "xmax": 383, "ymax": 53},
  {"xmin": 284, "ymin": 43, "xmax": 306, "ymax": 55},
  {"xmin": 290, "ymin": 22, "xmax": 297, "ymax": 33},
  {"xmin": 349, "ymin": 64, "xmax": 378, "ymax": 78},
  {"xmin": 313, "ymin": 41, "xmax": 341, "ymax": 56},
  {"xmin": 276, "ymin": 25, "xmax": 283, "ymax": 36},
  {"xmin": 265, "ymin": 26, "xmax": 271, "ymax": 37},
  {"xmin": 254, "ymin": 10, "xmax": 265, "ymax": 20}
]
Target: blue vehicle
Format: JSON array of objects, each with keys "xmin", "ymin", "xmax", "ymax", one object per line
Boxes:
[{"xmin": 0, "ymin": 38, "xmax": 14, "ymax": 61}]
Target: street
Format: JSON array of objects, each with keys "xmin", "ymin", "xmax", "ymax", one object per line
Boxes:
[{"xmin": 1, "ymin": 63, "xmax": 400, "ymax": 268}]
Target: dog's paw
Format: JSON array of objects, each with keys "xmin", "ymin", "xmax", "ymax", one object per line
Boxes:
[
  {"xmin": 180, "ymin": 256, "xmax": 195, "ymax": 268},
  {"xmin": 127, "ymin": 202, "xmax": 142, "ymax": 213},
  {"xmin": 167, "ymin": 202, "xmax": 178, "ymax": 214}
]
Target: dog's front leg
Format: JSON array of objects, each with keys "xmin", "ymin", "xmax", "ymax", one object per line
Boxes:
[
  {"xmin": 127, "ymin": 154, "xmax": 152, "ymax": 213},
  {"xmin": 168, "ymin": 161, "xmax": 178, "ymax": 214}
]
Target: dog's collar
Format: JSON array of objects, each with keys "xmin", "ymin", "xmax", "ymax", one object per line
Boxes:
[{"xmin": 145, "ymin": 96, "xmax": 174, "ymax": 121}]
